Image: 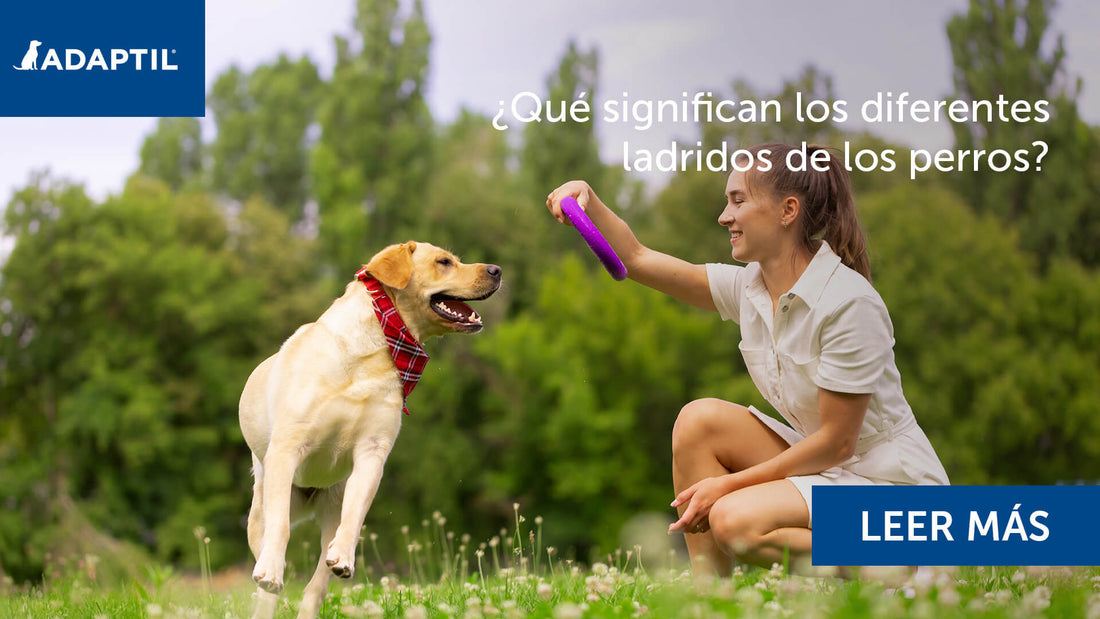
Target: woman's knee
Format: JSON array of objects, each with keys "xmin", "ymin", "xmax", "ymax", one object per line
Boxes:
[
  {"xmin": 709, "ymin": 494, "xmax": 763, "ymax": 557},
  {"xmin": 672, "ymin": 398, "xmax": 717, "ymax": 456},
  {"xmin": 672, "ymin": 398, "xmax": 744, "ymax": 457}
]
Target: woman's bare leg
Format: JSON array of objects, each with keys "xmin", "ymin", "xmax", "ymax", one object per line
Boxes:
[
  {"xmin": 708, "ymin": 480, "xmax": 811, "ymax": 567},
  {"xmin": 671, "ymin": 398, "xmax": 790, "ymax": 581}
]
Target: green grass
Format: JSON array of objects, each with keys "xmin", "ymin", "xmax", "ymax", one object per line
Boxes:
[
  {"xmin": 3, "ymin": 508, "xmax": 1099, "ymax": 618},
  {"xmin": 5, "ymin": 562, "xmax": 1100, "ymax": 618}
]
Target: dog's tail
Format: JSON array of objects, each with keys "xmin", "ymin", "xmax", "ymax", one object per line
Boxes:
[{"xmin": 12, "ymin": 65, "xmax": 25, "ymax": 70}]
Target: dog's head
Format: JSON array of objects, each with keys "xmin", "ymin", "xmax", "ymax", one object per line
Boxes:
[
  {"xmin": 30, "ymin": 40, "xmax": 41, "ymax": 48},
  {"xmin": 363, "ymin": 241, "xmax": 501, "ymax": 338}
]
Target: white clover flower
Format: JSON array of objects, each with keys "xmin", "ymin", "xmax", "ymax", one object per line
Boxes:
[
  {"xmin": 537, "ymin": 582, "xmax": 553, "ymax": 600},
  {"xmin": 553, "ymin": 603, "xmax": 584, "ymax": 619},
  {"xmin": 1021, "ymin": 586, "xmax": 1052, "ymax": 614},
  {"xmin": 937, "ymin": 586, "xmax": 961, "ymax": 608},
  {"xmin": 362, "ymin": 600, "xmax": 384, "ymax": 617},
  {"xmin": 592, "ymin": 562, "xmax": 609, "ymax": 576},
  {"xmin": 1084, "ymin": 593, "xmax": 1100, "ymax": 619},
  {"xmin": 146, "ymin": 604, "xmax": 164, "ymax": 617},
  {"xmin": 341, "ymin": 604, "xmax": 366, "ymax": 617},
  {"xmin": 990, "ymin": 589, "xmax": 1013, "ymax": 605},
  {"xmin": 404, "ymin": 604, "xmax": 428, "ymax": 619},
  {"xmin": 735, "ymin": 586, "xmax": 764, "ymax": 608}
]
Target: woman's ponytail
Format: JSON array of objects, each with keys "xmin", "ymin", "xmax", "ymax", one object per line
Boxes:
[{"xmin": 818, "ymin": 151, "xmax": 871, "ymax": 281}]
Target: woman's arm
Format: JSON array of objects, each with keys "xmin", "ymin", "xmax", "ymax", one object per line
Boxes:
[
  {"xmin": 547, "ymin": 180, "xmax": 716, "ymax": 312},
  {"xmin": 669, "ymin": 388, "xmax": 869, "ymax": 533}
]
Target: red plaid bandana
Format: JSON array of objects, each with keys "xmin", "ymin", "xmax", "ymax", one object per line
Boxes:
[{"xmin": 356, "ymin": 268, "xmax": 429, "ymax": 415}]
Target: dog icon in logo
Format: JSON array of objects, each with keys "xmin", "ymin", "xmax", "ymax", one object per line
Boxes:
[{"xmin": 13, "ymin": 40, "xmax": 43, "ymax": 70}]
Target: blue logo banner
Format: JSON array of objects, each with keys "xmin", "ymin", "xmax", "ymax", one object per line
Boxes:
[
  {"xmin": 0, "ymin": 0, "xmax": 204, "ymax": 116},
  {"xmin": 812, "ymin": 486, "xmax": 1100, "ymax": 566}
]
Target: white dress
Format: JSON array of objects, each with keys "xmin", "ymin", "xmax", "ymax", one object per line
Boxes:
[{"xmin": 706, "ymin": 241, "xmax": 949, "ymax": 526}]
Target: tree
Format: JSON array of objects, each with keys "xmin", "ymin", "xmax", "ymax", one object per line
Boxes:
[
  {"xmin": 311, "ymin": 0, "xmax": 434, "ymax": 272},
  {"xmin": 947, "ymin": 0, "xmax": 1100, "ymax": 266},
  {"xmin": 0, "ymin": 174, "xmax": 324, "ymax": 581},
  {"xmin": 860, "ymin": 183, "xmax": 1100, "ymax": 484},
  {"xmin": 516, "ymin": 40, "xmax": 646, "ymax": 299},
  {"xmin": 138, "ymin": 118, "xmax": 204, "ymax": 192},
  {"xmin": 207, "ymin": 55, "xmax": 323, "ymax": 218},
  {"xmin": 702, "ymin": 65, "xmax": 844, "ymax": 152},
  {"xmin": 521, "ymin": 40, "xmax": 604, "ymax": 204}
]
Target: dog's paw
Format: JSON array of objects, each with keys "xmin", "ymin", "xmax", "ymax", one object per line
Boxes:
[
  {"xmin": 325, "ymin": 542, "xmax": 355, "ymax": 579},
  {"xmin": 252, "ymin": 553, "xmax": 286, "ymax": 593}
]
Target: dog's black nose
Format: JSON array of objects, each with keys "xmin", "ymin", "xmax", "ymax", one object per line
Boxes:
[{"xmin": 486, "ymin": 265, "xmax": 502, "ymax": 280}]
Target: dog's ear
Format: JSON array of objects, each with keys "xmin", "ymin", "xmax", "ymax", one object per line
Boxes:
[{"xmin": 365, "ymin": 241, "xmax": 417, "ymax": 289}]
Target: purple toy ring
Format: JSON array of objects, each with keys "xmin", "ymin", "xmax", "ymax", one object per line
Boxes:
[{"xmin": 560, "ymin": 196, "xmax": 628, "ymax": 281}]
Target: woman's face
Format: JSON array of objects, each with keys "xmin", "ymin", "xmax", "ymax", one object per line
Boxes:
[{"xmin": 718, "ymin": 169, "xmax": 786, "ymax": 264}]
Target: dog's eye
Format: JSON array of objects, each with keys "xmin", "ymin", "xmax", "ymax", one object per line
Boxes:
[{"xmin": 436, "ymin": 258, "xmax": 453, "ymax": 267}]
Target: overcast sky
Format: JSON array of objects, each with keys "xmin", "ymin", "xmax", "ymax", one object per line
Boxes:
[{"xmin": 1, "ymin": 0, "xmax": 1097, "ymax": 206}]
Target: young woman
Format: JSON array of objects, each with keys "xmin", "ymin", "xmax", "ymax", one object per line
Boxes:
[{"xmin": 545, "ymin": 143, "xmax": 948, "ymax": 577}]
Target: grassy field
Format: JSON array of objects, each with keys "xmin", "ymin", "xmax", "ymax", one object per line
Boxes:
[
  {"xmin": 5, "ymin": 562, "xmax": 1100, "ymax": 618},
  {"xmin": 3, "ymin": 509, "xmax": 1099, "ymax": 618}
]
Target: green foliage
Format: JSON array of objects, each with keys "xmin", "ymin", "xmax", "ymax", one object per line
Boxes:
[
  {"xmin": 0, "ymin": 174, "xmax": 324, "ymax": 581},
  {"xmin": 207, "ymin": 54, "xmax": 323, "ymax": 217},
  {"xmin": 861, "ymin": 184, "xmax": 1100, "ymax": 484},
  {"xmin": 521, "ymin": 40, "xmax": 604, "ymax": 203},
  {"xmin": 138, "ymin": 118, "xmax": 204, "ymax": 192},
  {"xmin": 703, "ymin": 65, "xmax": 844, "ymax": 151},
  {"xmin": 312, "ymin": 0, "xmax": 435, "ymax": 270},
  {"xmin": 947, "ymin": 0, "xmax": 1100, "ymax": 266}
]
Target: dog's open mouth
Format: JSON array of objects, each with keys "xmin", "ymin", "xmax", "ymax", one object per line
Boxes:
[{"xmin": 430, "ymin": 292, "xmax": 492, "ymax": 329}]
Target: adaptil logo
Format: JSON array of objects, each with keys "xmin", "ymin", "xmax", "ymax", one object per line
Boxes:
[
  {"xmin": 12, "ymin": 40, "xmax": 179, "ymax": 72},
  {"xmin": 1, "ymin": 0, "xmax": 204, "ymax": 116}
]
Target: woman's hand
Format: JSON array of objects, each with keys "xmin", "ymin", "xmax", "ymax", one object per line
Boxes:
[
  {"xmin": 668, "ymin": 475, "xmax": 740, "ymax": 534},
  {"xmin": 543, "ymin": 179, "xmax": 716, "ymax": 311},
  {"xmin": 546, "ymin": 180, "xmax": 598, "ymax": 225}
]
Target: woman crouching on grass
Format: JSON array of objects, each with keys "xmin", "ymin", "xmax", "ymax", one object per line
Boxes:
[{"xmin": 545, "ymin": 143, "xmax": 949, "ymax": 578}]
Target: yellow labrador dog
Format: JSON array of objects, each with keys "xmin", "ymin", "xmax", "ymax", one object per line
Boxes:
[{"xmin": 239, "ymin": 241, "xmax": 500, "ymax": 618}]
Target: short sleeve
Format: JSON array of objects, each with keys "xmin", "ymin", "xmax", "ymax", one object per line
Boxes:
[
  {"xmin": 814, "ymin": 295, "xmax": 895, "ymax": 394},
  {"xmin": 706, "ymin": 263, "xmax": 744, "ymax": 323}
]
